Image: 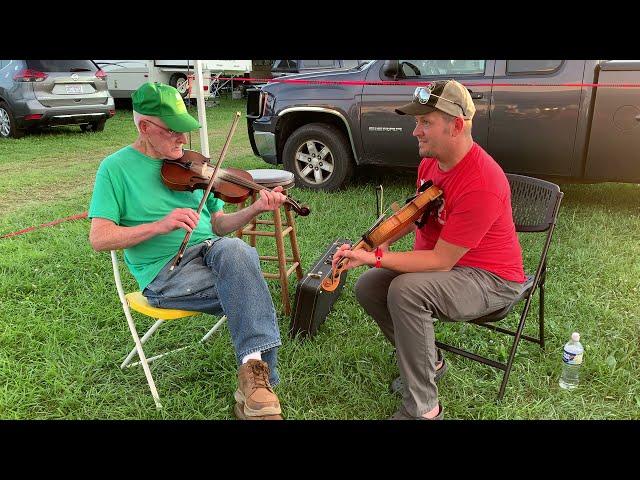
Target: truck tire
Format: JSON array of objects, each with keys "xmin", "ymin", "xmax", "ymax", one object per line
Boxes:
[
  {"xmin": 0, "ymin": 101, "xmax": 26, "ymax": 139},
  {"xmin": 169, "ymin": 73, "xmax": 190, "ymax": 99},
  {"xmin": 283, "ymin": 123, "xmax": 354, "ymax": 191}
]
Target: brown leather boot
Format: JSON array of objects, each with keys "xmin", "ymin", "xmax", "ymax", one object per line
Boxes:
[
  {"xmin": 234, "ymin": 359, "xmax": 282, "ymax": 418},
  {"xmin": 234, "ymin": 403, "xmax": 283, "ymax": 420}
]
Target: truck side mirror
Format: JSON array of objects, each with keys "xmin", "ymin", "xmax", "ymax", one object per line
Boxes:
[{"xmin": 382, "ymin": 60, "xmax": 400, "ymax": 79}]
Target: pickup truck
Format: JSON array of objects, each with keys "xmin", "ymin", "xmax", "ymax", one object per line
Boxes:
[{"xmin": 246, "ymin": 60, "xmax": 640, "ymax": 191}]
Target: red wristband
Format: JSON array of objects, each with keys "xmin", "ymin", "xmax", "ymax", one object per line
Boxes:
[{"xmin": 374, "ymin": 247, "xmax": 383, "ymax": 268}]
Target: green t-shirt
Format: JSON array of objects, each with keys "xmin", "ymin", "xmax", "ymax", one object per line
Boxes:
[{"xmin": 88, "ymin": 145, "xmax": 224, "ymax": 290}]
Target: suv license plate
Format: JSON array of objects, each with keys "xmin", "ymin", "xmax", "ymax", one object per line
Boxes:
[{"xmin": 65, "ymin": 85, "xmax": 82, "ymax": 94}]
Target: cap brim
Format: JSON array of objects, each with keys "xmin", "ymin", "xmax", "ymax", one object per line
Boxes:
[
  {"xmin": 395, "ymin": 102, "xmax": 438, "ymax": 116},
  {"xmin": 162, "ymin": 113, "xmax": 201, "ymax": 133}
]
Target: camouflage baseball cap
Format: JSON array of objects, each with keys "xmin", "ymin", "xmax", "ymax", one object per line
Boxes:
[
  {"xmin": 132, "ymin": 82, "xmax": 201, "ymax": 133},
  {"xmin": 395, "ymin": 79, "xmax": 475, "ymax": 120}
]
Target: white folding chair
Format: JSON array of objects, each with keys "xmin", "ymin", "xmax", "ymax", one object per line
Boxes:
[{"xmin": 110, "ymin": 250, "xmax": 227, "ymax": 409}]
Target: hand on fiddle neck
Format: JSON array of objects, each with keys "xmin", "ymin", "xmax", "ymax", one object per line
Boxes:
[
  {"xmin": 331, "ymin": 243, "xmax": 375, "ymax": 271},
  {"xmin": 251, "ymin": 186, "xmax": 288, "ymax": 214}
]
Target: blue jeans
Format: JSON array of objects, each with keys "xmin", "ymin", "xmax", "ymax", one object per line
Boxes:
[{"xmin": 142, "ymin": 237, "xmax": 281, "ymax": 386}]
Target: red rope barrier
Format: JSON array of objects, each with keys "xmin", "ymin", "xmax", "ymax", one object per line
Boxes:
[
  {"xmin": 1, "ymin": 212, "xmax": 88, "ymax": 239},
  {"xmin": 207, "ymin": 77, "xmax": 640, "ymax": 88}
]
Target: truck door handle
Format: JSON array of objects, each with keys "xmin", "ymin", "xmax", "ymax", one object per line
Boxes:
[
  {"xmin": 469, "ymin": 92, "xmax": 483, "ymax": 99},
  {"xmin": 636, "ymin": 115, "xmax": 640, "ymax": 121}
]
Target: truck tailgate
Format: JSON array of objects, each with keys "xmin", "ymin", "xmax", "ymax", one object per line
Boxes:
[{"xmin": 585, "ymin": 61, "xmax": 640, "ymax": 182}]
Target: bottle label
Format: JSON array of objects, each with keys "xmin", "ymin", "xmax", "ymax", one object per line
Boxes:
[{"xmin": 563, "ymin": 349, "xmax": 583, "ymax": 365}]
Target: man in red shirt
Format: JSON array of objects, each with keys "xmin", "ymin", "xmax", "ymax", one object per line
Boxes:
[{"xmin": 332, "ymin": 79, "xmax": 526, "ymax": 419}]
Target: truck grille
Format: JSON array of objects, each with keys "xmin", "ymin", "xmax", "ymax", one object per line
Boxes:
[{"xmin": 246, "ymin": 88, "xmax": 262, "ymax": 118}]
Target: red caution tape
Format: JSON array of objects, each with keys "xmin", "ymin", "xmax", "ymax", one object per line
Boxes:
[
  {"xmin": 208, "ymin": 77, "xmax": 640, "ymax": 88},
  {"xmin": 1, "ymin": 212, "xmax": 88, "ymax": 239}
]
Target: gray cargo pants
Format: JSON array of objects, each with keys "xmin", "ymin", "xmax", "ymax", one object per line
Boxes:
[{"xmin": 354, "ymin": 266, "xmax": 524, "ymax": 417}]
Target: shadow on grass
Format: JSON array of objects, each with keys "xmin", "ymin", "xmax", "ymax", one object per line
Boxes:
[
  {"xmin": 559, "ymin": 182, "xmax": 640, "ymax": 213},
  {"xmin": 20, "ymin": 126, "xmax": 90, "ymax": 138}
]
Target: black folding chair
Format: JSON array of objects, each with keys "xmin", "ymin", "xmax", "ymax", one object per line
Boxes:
[{"xmin": 435, "ymin": 173, "xmax": 564, "ymax": 400}]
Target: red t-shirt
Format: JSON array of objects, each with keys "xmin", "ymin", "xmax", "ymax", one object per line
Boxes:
[{"xmin": 414, "ymin": 142, "xmax": 525, "ymax": 283}]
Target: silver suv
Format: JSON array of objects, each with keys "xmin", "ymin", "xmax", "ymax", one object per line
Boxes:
[{"xmin": 0, "ymin": 60, "xmax": 115, "ymax": 138}]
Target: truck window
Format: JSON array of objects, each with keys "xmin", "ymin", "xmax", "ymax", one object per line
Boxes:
[
  {"xmin": 273, "ymin": 60, "xmax": 297, "ymax": 71},
  {"xmin": 301, "ymin": 60, "xmax": 320, "ymax": 68},
  {"xmin": 506, "ymin": 60, "xmax": 562, "ymax": 74},
  {"xmin": 398, "ymin": 60, "xmax": 485, "ymax": 77},
  {"xmin": 342, "ymin": 60, "xmax": 360, "ymax": 69}
]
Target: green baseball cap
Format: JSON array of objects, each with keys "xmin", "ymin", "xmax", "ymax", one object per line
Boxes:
[{"xmin": 131, "ymin": 82, "xmax": 201, "ymax": 133}]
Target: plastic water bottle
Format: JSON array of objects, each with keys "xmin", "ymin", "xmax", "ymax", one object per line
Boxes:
[{"xmin": 559, "ymin": 332, "xmax": 584, "ymax": 389}]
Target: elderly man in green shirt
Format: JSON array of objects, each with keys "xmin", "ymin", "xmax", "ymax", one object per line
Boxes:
[{"xmin": 89, "ymin": 82, "xmax": 286, "ymax": 420}]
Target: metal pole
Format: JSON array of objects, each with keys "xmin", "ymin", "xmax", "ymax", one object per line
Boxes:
[
  {"xmin": 146, "ymin": 60, "xmax": 158, "ymax": 83},
  {"xmin": 193, "ymin": 60, "xmax": 210, "ymax": 157}
]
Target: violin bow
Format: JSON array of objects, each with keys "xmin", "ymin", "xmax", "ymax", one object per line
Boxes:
[{"xmin": 169, "ymin": 111, "xmax": 241, "ymax": 271}]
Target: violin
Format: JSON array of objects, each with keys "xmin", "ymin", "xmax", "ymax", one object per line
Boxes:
[
  {"xmin": 161, "ymin": 149, "xmax": 311, "ymax": 217},
  {"xmin": 321, "ymin": 181, "xmax": 443, "ymax": 292}
]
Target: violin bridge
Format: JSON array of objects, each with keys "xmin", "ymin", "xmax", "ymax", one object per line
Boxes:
[{"xmin": 390, "ymin": 202, "xmax": 401, "ymax": 213}]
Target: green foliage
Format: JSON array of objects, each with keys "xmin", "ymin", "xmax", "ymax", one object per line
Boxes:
[{"xmin": 1, "ymin": 98, "xmax": 639, "ymax": 419}]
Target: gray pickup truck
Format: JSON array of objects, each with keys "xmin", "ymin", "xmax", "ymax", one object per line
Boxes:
[{"xmin": 246, "ymin": 60, "xmax": 640, "ymax": 190}]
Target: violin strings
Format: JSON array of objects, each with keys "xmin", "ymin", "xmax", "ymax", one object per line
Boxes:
[
  {"xmin": 217, "ymin": 171, "xmax": 301, "ymax": 209},
  {"xmin": 218, "ymin": 171, "xmax": 267, "ymax": 192}
]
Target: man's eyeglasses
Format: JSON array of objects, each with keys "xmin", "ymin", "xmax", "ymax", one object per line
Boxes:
[
  {"xmin": 143, "ymin": 119, "xmax": 184, "ymax": 138},
  {"xmin": 413, "ymin": 86, "xmax": 466, "ymax": 117}
]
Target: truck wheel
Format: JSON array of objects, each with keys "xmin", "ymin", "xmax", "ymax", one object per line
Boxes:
[
  {"xmin": 0, "ymin": 101, "xmax": 26, "ymax": 139},
  {"xmin": 169, "ymin": 73, "xmax": 190, "ymax": 99},
  {"xmin": 80, "ymin": 119, "xmax": 106, "ymax": 133},
  {"xmin": 283, "ymin": 123, "xmax": 354, "ymax": 191}
]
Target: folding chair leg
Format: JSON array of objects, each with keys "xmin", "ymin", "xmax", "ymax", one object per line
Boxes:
[
  {"xmin": 122, "ymin": 305, "xmax": 163, "ymax": 409},
  {"xmin": 498, "ymin": 295, "xmax": 536, "ymax": 400},
  {"xmin": 539, "ymin": 282, "xmax": 545, "ymax": 350},
  {"xmin": 126, "ymin": 316, "xmax": 227, "ymax": 367},
  {"xmin": 121, "ymin": 319, "xmax": 164, "ymax": 368},
  {"xmin": 200, "ymin": 315, "xmax": 227, "ymax": 343}
]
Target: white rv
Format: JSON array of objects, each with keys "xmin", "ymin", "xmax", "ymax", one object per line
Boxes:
[{"xmin": 94, "ymin": 60, "xmax": 250, "ymax": 100}]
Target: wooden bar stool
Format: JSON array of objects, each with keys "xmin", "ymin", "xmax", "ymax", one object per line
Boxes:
[{"xmin": 235, "ymin": 169, "xmax": 303, "ymax": 315}]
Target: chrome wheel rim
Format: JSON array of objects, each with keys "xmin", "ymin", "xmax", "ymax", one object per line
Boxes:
[
  {"xmin": 293, "ymin": 139, "xmax": 334, "ymax": 185},
  {"xmin": 0, "ymin": 108, "xmax": 10, "ymax": 137}
]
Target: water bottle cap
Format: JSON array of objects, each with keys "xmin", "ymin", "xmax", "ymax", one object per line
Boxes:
[{"xmin": 571, "ymin": 332, "xmax": 580, "ymax": 342}]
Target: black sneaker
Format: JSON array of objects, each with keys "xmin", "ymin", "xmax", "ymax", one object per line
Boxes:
[{"xmin": 390, "ymin": 349, "xmax": 448, "ymax": 395}]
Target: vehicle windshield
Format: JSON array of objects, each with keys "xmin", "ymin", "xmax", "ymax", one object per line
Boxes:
[{"xmin": 25, "ymin": 60, "xmax": 98, "ymax": 72}]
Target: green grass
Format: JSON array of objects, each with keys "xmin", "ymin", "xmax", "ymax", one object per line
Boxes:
[{"xmin": 1, "ymin": 97, "xmax": 639, "ymax": 419}]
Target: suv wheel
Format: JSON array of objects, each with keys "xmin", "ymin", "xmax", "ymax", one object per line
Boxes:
[
  {"xmin": 0, "ymin": 101, "xmax": 26, "ymax": 139},
  {"xmin": 283, "ymin": 123, "xmax": 354, "ymax": 191},
  {"xmin": 80, "ymin": 119, "xmax": 106, "ymax": 133},
  {"xmin": 169, "ymin": 73, "xmax": 190, "ymax": 99}
]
